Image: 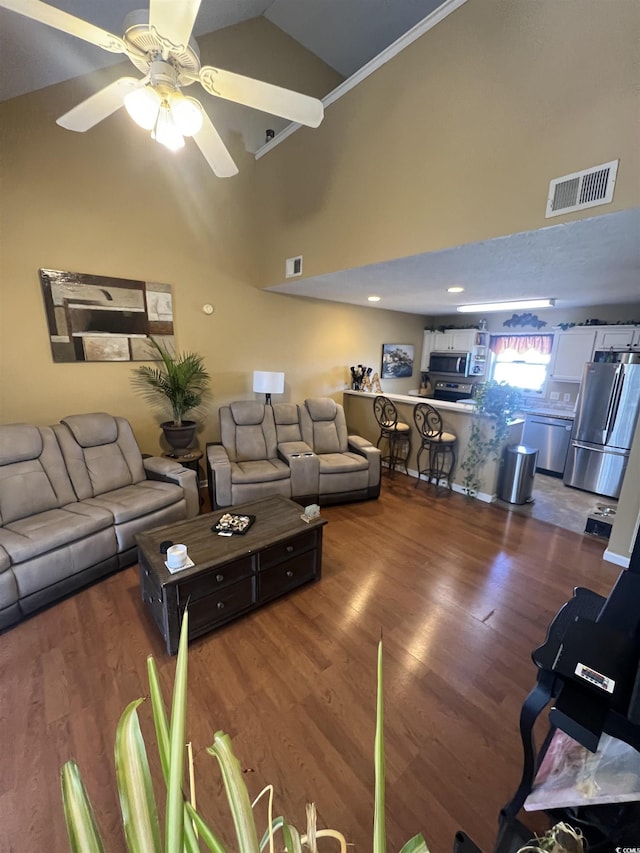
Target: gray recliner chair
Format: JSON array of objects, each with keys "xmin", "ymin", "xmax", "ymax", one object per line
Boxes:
[
  {"xmin": 207, "ymin": 401, "xmax": 292, "ymax": 509},
  {"xmin": 298, "ymin": 397, "xmax": 381, "ymax": 505}
]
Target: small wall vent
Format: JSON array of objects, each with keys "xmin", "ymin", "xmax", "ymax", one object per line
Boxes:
[
  {"xmin": 285, "ymin": 256, "xmax": 303, "ymax": 278},
  {"xmin": 546, "ymin": 160, "xmax": 618, "ymax": 218}
]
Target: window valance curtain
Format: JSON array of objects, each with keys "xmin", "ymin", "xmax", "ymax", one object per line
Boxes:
[{"xmin": 489, "ymin": 334, "xmax": 553, "ymax": 357}]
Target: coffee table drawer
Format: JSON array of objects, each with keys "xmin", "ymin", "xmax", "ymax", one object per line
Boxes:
[
  {"xmin": 259, "ymin": 530, "xmax": 318, "ymax": 571},
  {"xmin": 258, "ymin": 552, "xmax": 318, "ymax": 602},
  {"xmin": 177, "ymin": 555, "xmax": 254, "ymax": 604},
  {"xmin": 187, "ymin": 577, "xmax": 256, "ymax": 634}
]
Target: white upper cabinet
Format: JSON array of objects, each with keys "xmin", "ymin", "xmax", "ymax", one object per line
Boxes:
[
  {"xmin": 420, "ymin": 329, "xmax": 479, "ymax": 370},
  {"xmin": 593, "ymin": 326, "xmax": 639, "ymax": 351},
  {"xmin": 548, "ymin": 328, "xmax": 597, "ymax": 381},
  {"xmin": 427, "ymin": 329, "xmax": 477, "ymax": 351}
]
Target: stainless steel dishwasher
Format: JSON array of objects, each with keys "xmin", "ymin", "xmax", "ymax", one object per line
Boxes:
[{"xmin": 521, "ymin": 413, "xmax": 574, "ymax": 475}]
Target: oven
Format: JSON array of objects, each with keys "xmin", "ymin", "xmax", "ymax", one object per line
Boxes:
[{"xmin": 433, "ymin": 381, "xmax": 474, "ymax": 403}]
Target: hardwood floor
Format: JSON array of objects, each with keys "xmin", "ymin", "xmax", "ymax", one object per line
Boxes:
[{"xmin": 0, "ymin": 475, "xmax": 621, "ymax": 853}]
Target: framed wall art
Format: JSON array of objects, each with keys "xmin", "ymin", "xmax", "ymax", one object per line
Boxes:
[
  {"xmin": 381, "ymin": 343, "xmax": 414, "ymax": 378},
  {"xmin": 39, "ymin": 268, "xmax": 174, "ymax": 363}
]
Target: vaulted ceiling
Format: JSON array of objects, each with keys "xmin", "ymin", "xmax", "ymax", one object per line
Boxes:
[{"xmin": 2, "ymin": 0, "xmax": 638, "ymax": 317}]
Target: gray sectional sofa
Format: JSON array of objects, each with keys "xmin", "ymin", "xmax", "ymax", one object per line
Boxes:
[
  {"xmin": 0, "ymin": 413, "xmax": 199, "ymax": 629},
  {"xmin": 207, "ymin": 397, "xmax": 381, "ymax": 509}
]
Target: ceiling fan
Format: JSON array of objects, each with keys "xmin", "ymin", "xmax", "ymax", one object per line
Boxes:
[{"xmin": 1, "ymin": 0, "xmax": 325, "ymax": 177}]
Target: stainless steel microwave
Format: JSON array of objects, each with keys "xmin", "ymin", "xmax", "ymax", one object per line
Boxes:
[{"xmin": 428, "ymin": 351, "xmax": 471, "ymax": 377}]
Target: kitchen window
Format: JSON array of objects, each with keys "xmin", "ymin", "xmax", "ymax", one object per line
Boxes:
[{"xmin": 489, "ymin": 334, "xmax": 554, "ymax": 391}]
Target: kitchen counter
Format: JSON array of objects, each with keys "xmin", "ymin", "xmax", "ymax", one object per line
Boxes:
[
  {"xmin": 343, "ymin": 390, "xmax": 524, "ymax": 501},
  {"xmin": 521, "ymin": 406, "xmax": 575, "ymax": 421}
]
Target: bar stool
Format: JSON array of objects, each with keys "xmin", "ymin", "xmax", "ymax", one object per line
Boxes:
[
  {"xmin": 413, "ymin": 402, "xmax": 457, "ymax": 490},
  {"xmin": 373, "ymin": 395, "xmax": 411, "ymax": 475}
]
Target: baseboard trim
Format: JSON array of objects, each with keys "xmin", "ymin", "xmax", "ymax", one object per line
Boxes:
[{"xmin": 603, "ymin": 548, "xmax": 630, "ymax": 568}]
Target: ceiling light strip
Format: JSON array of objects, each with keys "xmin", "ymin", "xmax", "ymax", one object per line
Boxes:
[
  {"xmin": 255, "ymin": 0, "xmax": 469, "ymax": 160},
  {"xmin": 457, "ymin": 299, "xmax": 556, "ymax": 313}
]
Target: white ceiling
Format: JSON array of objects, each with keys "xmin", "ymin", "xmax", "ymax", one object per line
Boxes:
[
  {"xmin": 2, "ymin": 1, "xmax": 638, "ymax": 317},
  {"xmin": 268, "ymin": 208, "xmax": 640, "ymax": 316},
  {"xmin": 0, "ymin": 0, "xmax": 445, "ymax": 101}
]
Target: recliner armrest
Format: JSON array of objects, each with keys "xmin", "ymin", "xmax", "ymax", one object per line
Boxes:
[
  {"xmin": 206, "ymin": 443, "xmax": 232, "ymax": 509},
  {"xmin": 348, "ymin": 435, "xmax": 382, "ymax": 489},
  {"xmin": 143, "ymin": 457, "xmax": 199, "ymax": 518}
]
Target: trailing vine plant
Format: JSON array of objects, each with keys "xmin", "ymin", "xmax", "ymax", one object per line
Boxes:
[{"xmin": 461, "ymin": 381, "xmax": 524, "ymax": 496}]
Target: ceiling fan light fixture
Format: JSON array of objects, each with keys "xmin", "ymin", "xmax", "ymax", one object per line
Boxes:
[
  {"xmin": 170, "ymin": 93, "xmax": 203, "ymax": 137},
  {"xmin": 152, "ymin": 102, "xmax": 185, "ymax": 151},
  {"xmin": 124, "ymin": 85, "xmax": 161, "ymax": 130}
]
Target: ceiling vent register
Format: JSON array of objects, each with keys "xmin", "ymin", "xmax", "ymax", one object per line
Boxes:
[{"xmin": 546, "ymin": 159, "xmax": 619, "ymax": 218}]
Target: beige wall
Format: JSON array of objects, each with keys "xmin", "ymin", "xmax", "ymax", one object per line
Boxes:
[
  {"xmin": 255, "ymin": 0, "xmax": 640, "ymax": 287},
  {"xmin": 608, "ymin": 424, "xmax": 640, "ymax": 564},
  {"xmin": 0, "ymin": 20, "xmax": 420, "ymax": 455}
]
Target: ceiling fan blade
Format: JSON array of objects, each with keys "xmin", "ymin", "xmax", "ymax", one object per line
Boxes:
[
  {"xmin": 149, "ymin": 0, "xmax": 201, "ymax": 54},
  {"xmin": 0, "ymin": 0, "xmax": 125, "ymax": 53},
  {"xmin": 199, "ymin": 66, "xmax": 324, "ymax": 128},
  {"xmin": 193, "ymin": 112, "xmax": 238, "ymax": 178},
  {"xmin": 56, "ymin": 77, "xmax": 140, "ymax": 132}
]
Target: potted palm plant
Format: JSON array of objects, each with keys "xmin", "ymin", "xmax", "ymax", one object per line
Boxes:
[{"xmin": 132, "ymin": 337, "xmax": 211, "ymax": 455}]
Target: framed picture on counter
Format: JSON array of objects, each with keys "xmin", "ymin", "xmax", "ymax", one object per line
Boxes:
[{"xmin": 381, "ymin": 343, "xmax": 414, "ymax": 378}]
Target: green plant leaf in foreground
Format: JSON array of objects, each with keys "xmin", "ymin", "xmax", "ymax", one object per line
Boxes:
[
  {"xmin": 60, "ymin": 760, "xmax": 106, "ymax": 853},
  {"xmin": 373, "ymin": 638, "xmax": 386, "ymax": 853},
  {"xmin": 165, "ymin": 608, "xmax": 189, "ymax": 853},
  {"xmin": 115, "ymin": 698, "xmax": 162, "ymax": 853},
  {"xmin": 207, "ymin": 730, "xmax": 260, "ymax": 853},
  {"xmin": 147, "ymin": 656, "xmax": 170, "ymax": 785},
  {"xmin": 185, "ymin": 802, "xmax": 227, "ymax": 853},
  {"xmin": 399, "ymin": 833, "xmax": 430, "ymax": 853}
]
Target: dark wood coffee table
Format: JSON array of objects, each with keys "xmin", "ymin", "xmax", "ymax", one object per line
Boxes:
[{"xmin": 136, "ymin": 495, "xmax": 327, "ymax": 654}]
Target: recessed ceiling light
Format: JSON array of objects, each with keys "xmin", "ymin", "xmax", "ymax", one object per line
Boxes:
[
  {"xmin": 367, "ymin": 295, "xmax": 381, "ymax": 302},
  {"xmin": 457, "ymin": 298, "xmax": 556, "ymax": 313},
  {"xmin": 447, "ymin": 286, "xmax": 465, "ymax": 293}
]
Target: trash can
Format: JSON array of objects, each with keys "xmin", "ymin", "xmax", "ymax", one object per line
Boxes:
[{"xmin": 498, "ymin": 444, "xmax": 538, "ymax": 504}]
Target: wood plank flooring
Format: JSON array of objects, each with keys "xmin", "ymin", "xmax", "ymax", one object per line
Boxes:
[{"xmin": 0, "ymin": 475, "xmax": 621, "ymax": 853}]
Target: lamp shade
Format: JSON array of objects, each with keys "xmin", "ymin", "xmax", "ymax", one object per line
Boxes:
[{"xmin": 253, "ymin": 371, "xmax": 285, "ymax": 395}]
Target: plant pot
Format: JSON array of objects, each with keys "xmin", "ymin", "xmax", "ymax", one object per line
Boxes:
[{"xmin": 161, "ymin": 421, "xmax": 197, "ymax": 456}]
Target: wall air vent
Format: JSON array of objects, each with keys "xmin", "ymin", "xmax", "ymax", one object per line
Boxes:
[
  {"xmin": 546, "ymin": 160, "xmax": 618, "ymax": 218},
  {"xmin": 285, "ymin": 256, "xmax": 303, "ymax": 278}
]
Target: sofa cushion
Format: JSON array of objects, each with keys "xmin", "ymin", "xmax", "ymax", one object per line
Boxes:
[
  {"xmin": 317, "ymin": 452, "xmax": 369, "ymax": 475},
  {"xmin": 311, "ymin": 422, "xmax": 342, "ymax": 455},
  {"xmin": 0, "ymin": 423, "xmax": 42, "ymax": 465},
  {"xmin": 220, "ymin": 403, "xmax": 278, "ymax": 463},
  {"xmin": 54, "ymin": 415, "xmax": 146, "ymax": 499},
  {"xmin": 0, "ymin": 460, "xmax": 61, "ymax": 525},
  {"xmin": 229, "ymin": 401, "xmax": 266, "ymax": 426},
  {"xmin": 230, "ymin": 459, "xmax": 290, "ymax": 485},
  {"xmin": 81, "ymin": 481, "xmax": 184, "ymax": 525},
  {"xmin": 300, "ymin": 398, "xmax": 349, "ymax": 454},
  {"xmin": 0, "ymin": 426, "xmax": 78, "ymax": 525},
  {"xmin": 273, "ymin": 403, "xmax": 303, "ymax": 443},
  {"xmin": 12, "ymin": 528, "xmax": 117, "ymax": 600},
  {"xmin": 305, "ymin": 398, "xmax": 338, "ymax": 421},
  {"xmin": 0, "ymin": 505, "xmax": 113, "ymax": 564},
  {"xmin": 62, "ymin": 412, "xmax": 118, "ymax": 447}
]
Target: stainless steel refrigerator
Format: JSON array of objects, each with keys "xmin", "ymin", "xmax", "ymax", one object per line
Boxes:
[{"xmin": 563, "ymin": 356, "xmax": 640, "ymax": 498}]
